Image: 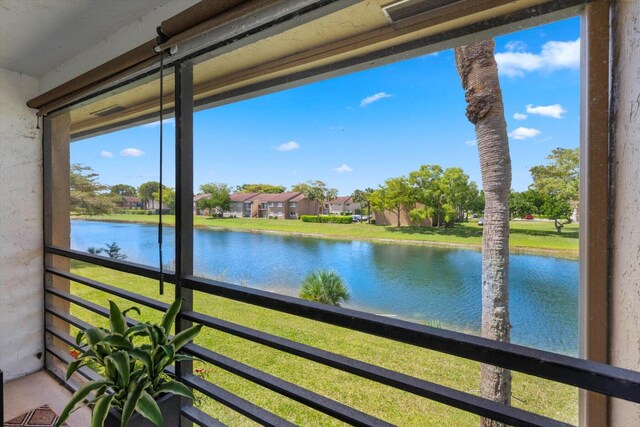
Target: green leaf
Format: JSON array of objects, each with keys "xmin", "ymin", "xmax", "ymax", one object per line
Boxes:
[
  {"xmin": 91, "ymin": 394, "xmax": 115, "ymax": 427},
  {"xmin": 104, "ymin": 356, "xmax": 117, "ymax": 380},
  {"xmin": 160, "ymin": 344, "xmax": 175, "ymax": 360},
  {"xmin": 120, "ymin": 381, "xmax": 146, "ymax": 427},
  {"xmin": 106, "ymin": 351, "xmax": 130, "ymax": 388},
  {"xmin": 129, "ymin": 348, "xmax": 153, "ymax": 374},
  {"xmin": 161, "ymin": 298, "xmax": 183, "ymax": 334},
  {"xmin": 109, "ymin": 301, "xmax": 127, "ymax": 335},
  {"xmin": 122, "ymin": 306, "xmax": 141, "ymax": 317},
  {"xmin": 147, "ymin": 325, "xmax": 159, "ymax": 347},
  {"xmin": 55, "ymin": 380, "xmax": 110, "ymax": 427},
  {"xmin": 101, "ymin": 334, "xmax": 133, "ymax": 350},
  {"xmin": 75, "ymin": 330, "xmax": 85, "ymax": 346},
  {"xmin": 174, "ymin": 354, "xmax": 197, "ymax": 362},
  {"xmin": 135, "ymin": 391, "xmax": 163, "ymax": 427},
  {"xmin": 154, "ymin": 380, "xmax": 193, "ymax": 400},
  {"xmin": 170, "ymin": 325, "xmax": 202, "ymax": 351},
  {"xmin": 152, "ymin": 324, "xmax": 167, "ymax": 345},
  {"xmin": 124, "ymin": 324, "xmax": 148, "ymax": 338},
  {"xmin": 84, "ymin": 327, "xmax": 107, "ymax": 346},
  {"xmin": 66, "ymin": 359, "xmax": 85, "ymax": 381}
]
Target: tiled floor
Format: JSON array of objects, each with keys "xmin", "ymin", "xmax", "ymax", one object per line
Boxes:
[{"xmin": 3, "ymin": 371, "xmax": 90, "ymax": 427}]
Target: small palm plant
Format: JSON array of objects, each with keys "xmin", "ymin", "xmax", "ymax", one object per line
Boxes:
[
  {"xmin": 299, "ymin": 270, "xmax": 350, "ymax": 306},
  {"xmin": 56, "ymin": 298, "xmax": 201, "ymax": 427}
]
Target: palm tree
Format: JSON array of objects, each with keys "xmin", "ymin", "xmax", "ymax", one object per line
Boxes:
[
  {"xmin": 455, "ymin": 39, "xmax": 512, "ymax": 427},
  {"xmin": 299, "ymin": 270, "xmax": 350, "ymax": 306}
]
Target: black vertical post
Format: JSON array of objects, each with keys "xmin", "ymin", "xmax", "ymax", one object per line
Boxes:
[{"xmin": 174, "ymin": 60, "xmax": 194, "ymax": 425}]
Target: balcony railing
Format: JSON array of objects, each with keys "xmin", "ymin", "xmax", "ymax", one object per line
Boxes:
[{"xmin": 43, "ymin": 245, "xmax": 640, "ymax": 427}]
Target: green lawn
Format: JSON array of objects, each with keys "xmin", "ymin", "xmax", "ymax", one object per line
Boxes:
[
  {"xmin": 74, "ymin": 214, "xmax": 579, "ymax": 256},
  {"xmin": 67, "ymin": 262, "xmax": 578, "ymax": 426}
]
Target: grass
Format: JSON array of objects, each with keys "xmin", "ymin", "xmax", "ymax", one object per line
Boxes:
[
  {"xmin": 67, "ymin": 262, "xmax": 578, "ymax": 426},
  {"xmin": 74, "ymin": 214, "xmax": 579, "ymax": 256}
]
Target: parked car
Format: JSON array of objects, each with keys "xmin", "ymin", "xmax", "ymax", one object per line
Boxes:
[
  {"xmin": 478, "ymin": 217, "xmax": 484, "ymax": 226},
  {"xmin": 523, "ymin": 214, "xmax": 534, "ymax": 220},
  {"xmin": 352, "ymin": 215, "xmax": 362, "ymax": 222}
]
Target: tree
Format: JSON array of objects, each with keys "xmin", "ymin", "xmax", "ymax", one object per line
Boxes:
[
  {"xmin": 103, "ymin": 242, "xmax": 127, "ymax": 260},
  {"xmin": 408, "ymin": 165, "xmax": 445, "ymax": 226},
  {"xmin": 351, "ymin": 188, "xmax": 375, "ymax": 224},
  {"xmin": 237, "ymin": 183, "xmax": 286, "ymax": 194},
  {"xmin": 530, "ymin": 147, "xmax": 579, "ymax": 231},
  {"xmin": 509, "ymin": 189, "xmax": 545, "ymax": 218},
  {"xmin": 456, "ymin": 39, "xmax": 512, "ymax": 424},
  {"xmin": 110, "ymin": 184, "xmax": 137, "ymax": 197},
  {"xmin": 442, "ymin": 167, "xmax": 479, "ymax": 224},
  {"xmin": 138, "ymin": 181, "xmax": 164, "ymax": 210},
  {"xmin": 199, "ymin": 183, "xmax": 231, "ymax": 216},
  {"xmin": 408, "ymin": 166, "xmax": 478, "ymax": 227},
  {"xmin": 70, "ymin": 164, "xmax": 117, "ymax": 215},
  {"xmin": 376, "ymin": 176, "xmax": 415, "ymax": 227},
  {"xmin": 508, "ymin": 191, "xmax": 535, "ymax": 219},
  {"xmin": 299, "ymin": 270, "xmax": 350, "ymax": 306},
  {"xmin": 293, "ymin": 180, "xmax": 338, "ymax": 215},
  {"xmin": 153, "ymin": 187, "xmax": 176, "ymax": 214},
  {"xmin": 466, "ymin": 182, "xmax": 484, "ymax": 218}
]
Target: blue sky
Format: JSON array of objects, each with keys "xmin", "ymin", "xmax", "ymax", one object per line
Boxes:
[{"xmin": 72, "ymin": 16, "xmax": 580, "ymax": 195}]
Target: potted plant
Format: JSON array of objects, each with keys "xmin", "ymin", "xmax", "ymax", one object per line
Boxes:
[{"xmin": 55, "ymin": 298, "xmax": 202, "ymax": 427}]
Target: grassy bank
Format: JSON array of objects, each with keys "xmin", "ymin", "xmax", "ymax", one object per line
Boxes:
[
  {"xmin": 68, "ymin": 262, "xmax": 578, "ymax": 426},
  {"xmin": 74, "ymin": 214, "xmax": 579, "ymax": 255}
]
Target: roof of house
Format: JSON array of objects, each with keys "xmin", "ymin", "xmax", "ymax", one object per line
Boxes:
[
  {"xmin": 193, "ymin": 193, "xmax": 210, "ymax": 202},
  {"xmin": 124, "ymin": 196, "xmax": 140, "ymax": 203},
  {"xmin": 330, "ymin": 196, "xmax": 352, "ymax": 204},
  {"xmin": 290, "ymin": 193, "xmax": 307, "ymax": 202},
  {"xmin": 254, "ymin": 192, "xmax": 302, "ymax": 202},
  {"xmin": 230, "ymin": 192, "xmax": 261, "ymax": 202}
]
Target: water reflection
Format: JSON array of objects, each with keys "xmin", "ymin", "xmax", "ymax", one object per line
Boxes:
[{"xmin": 71, "ymin": 220, "xmax": 578, "ymax": 354}]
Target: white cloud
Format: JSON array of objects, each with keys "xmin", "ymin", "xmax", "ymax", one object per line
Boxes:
[
  {"xmin": 465, "ymin": 140, "xmax": 477, "ymax": 146},
  {"xmin": 142, "ymin": 118, "xmax": 175, "ymax": 127},
  {"xmin": 495, "ymin": 38, "xmax": 580, "ymax": 77},
  {"xmin": 509, "ymin": 127, "xmax": 541, "ymax": 140},
  {"xmin": 100, "ymin": 150, "xmax": 113, "ymax": 158},
  {"xmin": 334, "ymin": 164, "xmax": 353, "ymax": 173},
  {"xmin": 360, "ymin": 92, "xmax": 392, "ymax": 107},
  {"xmin": 526, "ymin": 104, "xmax": 567, "ymax": 119},
  {"xmin": 513, "ymin": 113, "xmax": 528, "ymax": 120},
  {"xmin": 274, "ymin": 141, "xmax": 300, "ymax": 151},
  {"xmin": 505, "ymin": 40, "xmax": 527, "ymax": 52},
  {"xmin": 120, "ymin": 148, "xmax": 145, "ymax": 157}
]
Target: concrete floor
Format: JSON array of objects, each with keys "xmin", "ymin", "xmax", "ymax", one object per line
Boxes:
[{"xmin": 3, "ymin": 370, "xmax": 91, "ymax": 426}]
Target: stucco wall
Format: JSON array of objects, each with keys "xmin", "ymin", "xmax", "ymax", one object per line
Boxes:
[
  {"xmin": 609, "ymin": 1, "xmax": 640, "ymax": 425},
  {"xmin": 0, "ymin": 67, "xmax": 43, "ymax": 382}
]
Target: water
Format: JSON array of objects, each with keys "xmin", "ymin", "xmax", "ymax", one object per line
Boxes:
[{"xmin": 71, "ymin": 220, "xmax": 579, "ymax": 354}]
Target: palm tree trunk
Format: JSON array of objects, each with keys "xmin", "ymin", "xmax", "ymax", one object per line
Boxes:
[{"xmin": 455, "ymin": 40, "xmax": 512, "ymax": 427}]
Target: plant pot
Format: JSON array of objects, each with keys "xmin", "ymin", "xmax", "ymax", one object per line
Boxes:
[{"xmin": 105, "ymin": 393, "xmax": 181, "ymax": 427}]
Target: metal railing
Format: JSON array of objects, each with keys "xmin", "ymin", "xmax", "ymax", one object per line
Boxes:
[{"xmin": 43, "ymin": 245, "xmax": 640, "ymax": 427}]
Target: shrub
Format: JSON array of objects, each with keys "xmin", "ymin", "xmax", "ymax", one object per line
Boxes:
[
  {"xmin": 299, "ymin": 270, "xmax": 350, "ymax": 306},
  {"xmin": 121, "ymin": 209, "xmax": 149, "ymax": 215},
  {"xmin": 300, "ymin": 215, "xmax": 352, "ymax": 224}
]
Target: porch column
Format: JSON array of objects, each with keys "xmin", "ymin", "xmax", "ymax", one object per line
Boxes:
[{"xmin": 43, "ymin": 111, "xmax": 71, "ymax": 376}]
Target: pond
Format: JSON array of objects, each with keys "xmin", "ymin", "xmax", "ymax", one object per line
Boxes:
[{"xmin": 71, "ymin": 220, "xmax": 579, "ymax": 354}]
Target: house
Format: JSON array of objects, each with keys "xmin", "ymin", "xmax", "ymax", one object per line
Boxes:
[
  {"xmin": 227, "ymin": 192, "xmax": 260, "ymax": 217},
  {"xmin": 373, "ymin": 204, "xmax": 431, "ymax": 227},
  {"xmin": 121, "ymin": 196, "xmax": 142, "ymax": 209},
  {"xmin": 193, "ymin": 193, "xmax": 210, "ymax": 215},
  {"xmin": 323, "ymin": 196, "xmax": 360, "ymax": 215},
  {"xmin": 253, "ymin": 192, "xmax": 317, "ymax": 219}
]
